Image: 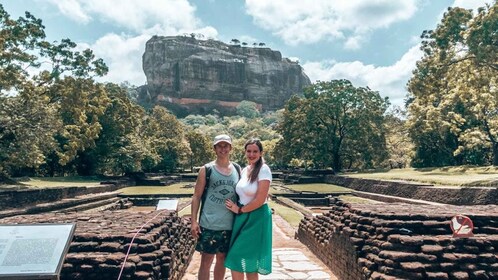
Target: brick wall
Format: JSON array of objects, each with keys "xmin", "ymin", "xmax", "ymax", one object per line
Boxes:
[
  {"xmin": 325, "ymin": 175, "xmax": 498, "ymax": 205},
  {"xmin": 296, "ymin": 201, "xmax": 498, "ymax": 279},
  {"xmin": 1, "ymin": 210, "xmax": 195, "ymax": 280},
  {"xmin": 0, "ymin": 180, "xmax": 132, "ymax": 210}
]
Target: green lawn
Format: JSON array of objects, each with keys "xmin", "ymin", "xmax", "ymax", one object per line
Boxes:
[
  {"xmin": 279, "ymin": 183, "xmax": 351, "ymax": 193},
  {"xmin": 20, "ymin": 176, "xmax": 102, "ymax": 188},
  {"xmin": 269, "ymin": 201, "xmax": 304, "ymax": 228},
  {"xmin": 120, "ymin": 183, "xmax": 195, "ymax": 195},
  {"xmin": 338, "ymin": 195, "xmax": 383, "ymax": 204},
  {"xmin": 343, "ymin": 166, "xmax": 498, "ymax": 187}
]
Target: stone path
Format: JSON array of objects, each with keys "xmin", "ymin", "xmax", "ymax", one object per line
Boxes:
[{"xmin": 182, "ymin": 215, "xmax": 337, "ymax": 280}]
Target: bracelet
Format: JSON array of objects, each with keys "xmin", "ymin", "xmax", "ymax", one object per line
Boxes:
[{"xmin": 238, "ymin": 206, "xmax": 243, "ymax": 214}]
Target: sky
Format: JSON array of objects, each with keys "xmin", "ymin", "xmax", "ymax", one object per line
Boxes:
[{"xmin": 2, "ymin": 0, "xmax": 494, "ymax": 107}]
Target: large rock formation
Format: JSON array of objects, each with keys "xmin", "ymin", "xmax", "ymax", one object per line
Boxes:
[{"xmin": 141, "ymin": 36, "xmax": 311, "ymax": 116}]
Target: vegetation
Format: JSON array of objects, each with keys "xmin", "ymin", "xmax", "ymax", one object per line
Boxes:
[
  {"xmin": 21, "ymin": 176, "xmax": 102, "ymax": 188},
  {"xmin": 276, "ymin": 80, "xmax": 389, "ymax": 171},
  {"xmin": 344, "ymin": 166, "xmax": 498, "ymax": 187},
  {"xmin": 338, "ymin": 195, "xmax": 383, "ymax": 204},
  {"xmin": 119, "ymin": 183, "xmax": 195, "ymax": 195},
  {"xmin": 268, "ymin": 201, "xmax": 304, "ymax": 227},
  {"xmin": 281, "ymin": 183, "xmax": 351, "ymax": 193},
  {"xmin": 0, "ymin": 5, "xmax": 200, "ymax": 178},
  {"xmin": 1, "ymin": 2, "xmax": 498, "ymax": 181},
  {"xmin": 407, "ymin": 3, "xmax": 498, "ymax": 167}
]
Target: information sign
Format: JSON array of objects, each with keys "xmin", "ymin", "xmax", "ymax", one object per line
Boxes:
[
  {"xmin": 156, "ymin": 199, "xmax": 179, "ymax": 211},
  {"xmin": 0, "ymin": 223, "xmax": 76, "ymax": 280}
]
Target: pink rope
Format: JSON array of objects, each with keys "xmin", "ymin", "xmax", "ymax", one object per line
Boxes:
[{"xmin": 117, "ymin": 210, "xmax": 164, "ymax": 280}]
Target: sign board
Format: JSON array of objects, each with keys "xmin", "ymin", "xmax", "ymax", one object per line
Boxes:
[
  {"xmin": 0, "ymin": 223, "xmax": 76, "ymax": 280},
  {"xmin": 156, "ymin": 199, "xmax": 179, "ymax": 211},
  {"xmin": 450, "ymin": 215, "xmax": 474, "ymax": 238}
]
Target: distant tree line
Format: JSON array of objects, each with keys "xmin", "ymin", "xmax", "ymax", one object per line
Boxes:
[{"xmin": 1, "ymin": 2, "xmax": 497, "ymax": 179}]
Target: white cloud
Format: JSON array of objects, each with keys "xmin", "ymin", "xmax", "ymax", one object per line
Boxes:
[
  {"xmin": 245, "ymin": 0, "xmax": 419, "ymax": 47},
  {"xmin": 76, "ymin": 33, "xmax": 148, "ymax": 86},
  {"xmin": 44, "ymin": 0, "xmax": 206, "ymax": 34},
  {"xmin": 46, "ymin": 0, "xmax": 91, "ymax": 23},
  {"xmin": 302, "ymin": 45, "xmax": 423, "ymax": 106},
  {"xmin": 451, "ymin": 0, "xmax": 493, "ymax": 10},
  {"xmin": 41, "ymin": 0, "xmax": 220, "ymax": 86}
]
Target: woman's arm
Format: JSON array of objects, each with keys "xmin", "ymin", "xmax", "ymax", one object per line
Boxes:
[
  {"xmin": 225, "ymin": 178, "xmax": 270, "ymax": 214},
  {"xmin": 238, "ymin": 179, "xmax": 270, "ymax": 213}
]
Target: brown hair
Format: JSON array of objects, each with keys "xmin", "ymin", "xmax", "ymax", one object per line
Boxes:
[{"xmin": 245, "ymin": 138, "xmax": 264, "ymax": 183}]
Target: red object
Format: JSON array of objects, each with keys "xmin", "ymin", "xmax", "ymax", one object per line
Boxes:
[{"xmin": 450, "ymin": 215, "xmax": 474, "ymax": 238}]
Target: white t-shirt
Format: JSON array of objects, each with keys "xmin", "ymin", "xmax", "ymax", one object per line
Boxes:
[{"xmin": 236, "ymin": 164, "xmax": 272, "ymax": 205}]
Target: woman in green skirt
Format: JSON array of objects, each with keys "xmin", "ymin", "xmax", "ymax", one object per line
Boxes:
[{"xmin": 224, "ymin": 138, "xmax": 272, "ymax": 280}]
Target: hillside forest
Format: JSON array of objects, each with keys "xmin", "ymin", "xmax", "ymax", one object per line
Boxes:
[{"xmin": 0, "ymin": 3, "xmax": 497, "ymax": 178}]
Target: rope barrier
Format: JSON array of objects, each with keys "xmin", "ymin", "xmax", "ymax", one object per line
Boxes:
[{"xmin": 117, "ymin": 210, "xmax": 164, "ymax": 280}]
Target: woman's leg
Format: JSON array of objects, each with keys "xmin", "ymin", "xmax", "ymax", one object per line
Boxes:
[
  {"xmin": 246, "ymin": 272, "xmax": 258, "ymax": 280},
  {"xmin": 231, "ymin": 270, "xmax": 245, "ymax": 280}
]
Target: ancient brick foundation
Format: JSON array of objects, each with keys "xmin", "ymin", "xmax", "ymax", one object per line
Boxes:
[
  {"xmin": 296, "ymin": 201, "xmax": 498, "ymax": 280},
  {"xmin": 325, "ymin": 175, "xmax": 498, "ymax": 205},
  {"xmin": 1, "ymin": 210, "xmax": 195, "ymax": 280},
  {"xmin": 0, "ymin": 180, "xmax": 132, "ymax": 210}
]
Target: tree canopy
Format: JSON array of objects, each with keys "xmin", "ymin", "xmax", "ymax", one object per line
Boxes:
[
  {"xmin": 407, "ymin": 3, "xmax": 498, "ymax": 167},
  {"xmin": 277, "ymin": 79, "xmax": 389, "ymax": 171}
]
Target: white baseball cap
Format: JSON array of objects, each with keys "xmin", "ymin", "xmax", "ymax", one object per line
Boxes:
[{"xmin": 213, "ymin": 134, "xmax": 232, "ymax": 146}]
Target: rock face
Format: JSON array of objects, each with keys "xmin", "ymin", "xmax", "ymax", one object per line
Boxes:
[{"xmin": 141, "ymin": 36, "xmax": 311, "ymax": 116}]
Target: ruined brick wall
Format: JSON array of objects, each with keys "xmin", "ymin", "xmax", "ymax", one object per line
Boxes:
[
  {"xmin": 0, "ymin": 181, "xmax": 132, "ymax": 210},
  {"xmin": 0, "ymin": 210, "xmax": 195, "ymax": 280},
  {"xmin": 296, "ymin": 201, "xmax": 498, "ymax": 280},
  {"xmin": 325, "ymin": 175, "xmax": 498, "ymax": 205}
]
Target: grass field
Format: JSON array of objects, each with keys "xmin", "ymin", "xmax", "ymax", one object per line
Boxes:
[
  {"xmin": 269, "ymin": 200, "xmax": 304, "ymax": 227},
  {"xmin": 281, "ymin": 183, "xmax": 351, "ymax": 193},
  {"xmin": 343, "ymin": 166, "xmax": 498, "ymax": 187},
  {"xmin": 120, "ymin": 183, "xmax": 195, "ymax": 195},
  {"xmin": 20, "ymin": 176, "xmax": 102, "ymax": 188}
]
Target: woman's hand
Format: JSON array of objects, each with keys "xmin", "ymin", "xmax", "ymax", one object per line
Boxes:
[{"xmin": 225, "ymin": 199, "xmax": 239, "ymax": 213}]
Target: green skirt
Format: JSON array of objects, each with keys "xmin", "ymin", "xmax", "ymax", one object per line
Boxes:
[{"xmin": 224, "ymin": 203, "xmax": 272, "ymax": 274}]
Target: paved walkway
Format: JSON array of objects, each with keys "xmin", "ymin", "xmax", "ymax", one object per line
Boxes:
[{"xmin": 183, "ymin": 215, "xmax": 337, "ymax": 280}]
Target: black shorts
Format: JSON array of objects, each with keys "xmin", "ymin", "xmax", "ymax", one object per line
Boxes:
[{"xmin": 195, "ymin": 227, "xmax": 232, "ymax": 254}]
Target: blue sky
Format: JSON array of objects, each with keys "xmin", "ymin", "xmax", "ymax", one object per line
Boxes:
[{"xmin": 2, "ymin": 0, "xmax": 493, "ymax": 106}]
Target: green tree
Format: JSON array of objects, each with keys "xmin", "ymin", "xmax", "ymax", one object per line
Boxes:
[
  {"xmin": 384, "ymin": 107, "xmax": 413, "ymax": 168},
  {"xmin": 80, "ymin": 83, "xmax": 154, "ymax": 175},
  {"xmin": 277, "ymin": 80, "xmax": 389, "ymax": 171},
  {"xmin": 0, "ymin": 4, "xmax": 108, "ymax": 177},
  {"xmin": 48, "ymin": 78, "xmax": 110, "ymax": 170},
  {"xmin": 185, "ymin": 130, "xmax": 215, "ymax": 170},
  {"xmin": 0, "ymin": 84, "xmax": 60, "ymax": 175},
  {"xmin": 144, "ymin": 106, "xmax": 190, "ymax": 172},
  {"xmin": 236, "ymin": 100, "xmax": 261, "ymax": 119},
  {"xmin": 407, "ymin": 4, "xmax": 498, "ymax": 166}
]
